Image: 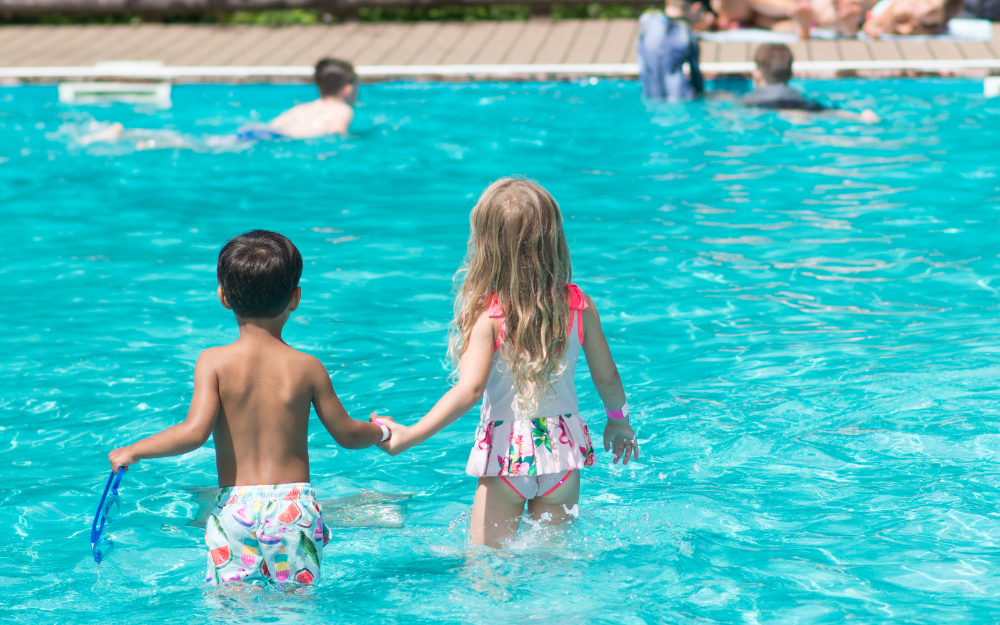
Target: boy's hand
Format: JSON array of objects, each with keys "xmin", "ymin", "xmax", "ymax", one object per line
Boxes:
[
  {"xmin": 108, "ymin": 446, "xmax": 138, "ymax": 473},
  {"xmin": 604, "ymin": 420, "xmax": 639, "ymax": 465}
]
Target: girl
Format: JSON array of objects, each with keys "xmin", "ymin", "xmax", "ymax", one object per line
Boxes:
[{"xmin": 373, "ymin": 178, "xmax": 638, "ymax": 548}]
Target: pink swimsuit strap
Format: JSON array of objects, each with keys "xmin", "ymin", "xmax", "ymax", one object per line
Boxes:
[{"xmin": 488, "ymin": 282, "xmax": 588, "ymax": 351}]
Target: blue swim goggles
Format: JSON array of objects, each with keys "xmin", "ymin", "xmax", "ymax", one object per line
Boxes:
[{"xmin": 90, "ymin": 467, "xmax": 124, "ymax": 564}]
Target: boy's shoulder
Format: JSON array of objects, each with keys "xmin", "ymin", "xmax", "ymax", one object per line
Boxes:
[
  {"xmin": 195, "ymin": 344, "xmax": 229, "ymax": 367},
  {"xmin": 274, "ymin": 344, "xmax": 329, "ymax": 380},
  {"xmin": 196, "ymin": 343, "xmax": 324, "ymax": 372}
]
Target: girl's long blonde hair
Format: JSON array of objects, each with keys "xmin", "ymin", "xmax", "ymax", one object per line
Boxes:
[{"xmin": 449, "ymin": 178, "xmax": 572, "ymax": 418}]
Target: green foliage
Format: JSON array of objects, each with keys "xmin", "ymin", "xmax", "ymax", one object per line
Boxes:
[
  {"xmin": 357, "ymin": 4, "xmax": 530, "ymax": 21},
  {"xmin": 1, "ymin": 3, "xmax": 651, "ymax": 24},
  {"xmin": 224, "ymin": 9, "xmax": 325, "ymax": 24},
  {"xmin": 551, "ymin": 3, "xmax": 645, "ymax": 19},
  {"xmin": 3, "ymin": 13, "xmax": 145, "ymax": 24}
]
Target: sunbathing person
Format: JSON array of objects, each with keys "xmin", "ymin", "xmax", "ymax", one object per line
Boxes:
[
  {"xmin": 741, "ymin": 44, "xmax": 880, "ymax": 122},
  {"xmin": 862, "ymin": 0, "xmax": 961, "ymax": 37},
  {"xmin": 714, "ymin": 0, "xmax": 869, "ymax": 38},
  {"xmin": 79, "ymin": 57, "xmax": 358, "ymax": 149}
]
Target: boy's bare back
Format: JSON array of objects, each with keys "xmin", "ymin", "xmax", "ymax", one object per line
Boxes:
[
  {"xmin": 201, "ymin": 335, "xmax": 325, "ymax": 486},
  {"xmin": 107, "ymin": 229, "xmax": 386, "ymax": 488},
  {"xmin": 268, "ymin": 99, "xmax": 354, "ymax": 138}
]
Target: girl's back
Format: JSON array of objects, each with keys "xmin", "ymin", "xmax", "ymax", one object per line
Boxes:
[
  {"xmin": 468, "ymin": 282, "xmax": 595, "ymax": 479},
  {"xmin": 372, "ymin": 178, "xmax": 637, "ymax": 548}
]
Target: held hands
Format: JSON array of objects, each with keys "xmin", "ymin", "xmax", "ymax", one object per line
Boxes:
[
  {"xmin": 604, "ymin": 420, "xmax": 639, "ymax": 465},
  {"xmin": 108, "ymin": 446, "xmax": 138, "ymax": 473},
  {"xmin": 369, "ymin": 413, "xmax": 410, "ymax": 456}
]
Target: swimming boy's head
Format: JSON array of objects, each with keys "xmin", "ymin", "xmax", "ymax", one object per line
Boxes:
[
  {"xmin": 453, "ymin": 177, "xmax": 572, "ymax": 417},
  {"xmin": 315, "ymin": 58, "xmax": 359, "ymax": 105},
  {"xmin": 754, "ymin": 44, "xmax": 794, "ymax": 85},
  {"xmin": 217, "ymin": 230, "xmax": 303, "ymax": 320}
]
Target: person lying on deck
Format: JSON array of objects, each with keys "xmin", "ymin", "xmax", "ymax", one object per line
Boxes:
[
  {"xmin": 862, "ymin": 0, "xmax": 961, "ymax": 37},
  {"xmin": 79, "ymin": 58, "xmax": 358, "ymax": 149},
  {"xmin": 713, "ymin": 0, "xmax": 871, "ymax": 39},
  {"xmin": 740, "ymin": 44, "xmax": 881, "ymax": 122}
]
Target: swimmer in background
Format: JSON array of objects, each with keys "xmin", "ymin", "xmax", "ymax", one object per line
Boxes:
[
  {"xmin": 239, "ymin": 58, "xmax": 358, "ymax": 140},
  {"xmin": 79, "ymin": 58, "xmax": 358, "ymax": 149},
  {"xmin": 741, "ymin": 44, "xmax": 881, "ymax": 122},
  {"xmin": 369, "ymin": 178, "xmax": 639, "ymax": 549},
  {"xmin": 106, "ymin": 230, "xmax": 391, "ymax": 584}
]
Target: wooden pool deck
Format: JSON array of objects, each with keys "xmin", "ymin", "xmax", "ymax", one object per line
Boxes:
[{"xmin": 1, "ymin": 20, "xmax": 999, "ymax": 81}]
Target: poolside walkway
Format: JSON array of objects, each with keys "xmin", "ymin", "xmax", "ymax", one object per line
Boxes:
[{"xmin": 1, "ymin": 20, "xmax": 999, "ymax": 81}]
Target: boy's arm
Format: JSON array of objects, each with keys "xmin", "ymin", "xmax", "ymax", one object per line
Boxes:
[
  {"xmin": 580, "ymin": 294, "xmax": 639, "ymax": 465},
  {"xmin": 311, "ymin": 358, "xmax": 386, "ymax": 449},
  {"xmin": 374, "ymin": 311, "xmax": 494, "ymax": 456},
  {"xmin": 108, "ymin": 352, "xmax": 221, "ymax": 472}
]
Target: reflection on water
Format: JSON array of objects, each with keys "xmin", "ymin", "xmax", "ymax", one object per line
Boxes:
[{"xmin": 1, "ymin": 78, "xmax": 999, "ymax": 623}]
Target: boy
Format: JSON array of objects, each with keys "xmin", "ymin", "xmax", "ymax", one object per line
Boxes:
[
  {"xmin": 107, "ymin": 230, "xmax": 389, "ymax": 585},
  {"xmin": 81, "ymin": 58, "xmax": 358, "ymax": 148},
  {"xmin": 740, "ymin": 44, "xmax": 881, "ymax": 122},
  {"xmin": 740, "ymin": 43, "xmax": 826, "ymax": 111},
  {"xmin": 246, "ymin": 57, "xmax": 359, "ymax": 139}
]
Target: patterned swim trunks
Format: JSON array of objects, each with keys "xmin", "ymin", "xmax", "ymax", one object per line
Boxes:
[{"xmin": 205, "ymin": 483, "xmax": 329, "ymax": 585}]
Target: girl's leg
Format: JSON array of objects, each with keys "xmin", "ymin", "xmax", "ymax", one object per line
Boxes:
[
  {"xmin": 526, "ymin": 470, "xmax": 581, "ymax": 526},
  {"xmin": 470, "ymin": 477, "xmax": 527, "ymax": 548}
]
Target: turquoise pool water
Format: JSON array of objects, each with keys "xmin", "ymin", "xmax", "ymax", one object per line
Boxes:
[{"xmin": 3, "ymin": 78, "xmax": 1000, "ymax": 623}]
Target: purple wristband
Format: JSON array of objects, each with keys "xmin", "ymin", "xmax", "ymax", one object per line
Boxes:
[{"xmin": 606, "ymin": 402, "xmax": 630, "ymax": 420}]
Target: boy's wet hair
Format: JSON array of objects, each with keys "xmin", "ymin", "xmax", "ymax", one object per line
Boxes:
[
  {"xmin": 217, "ymin": 230, "xmax": 303, "ymax": 319},
  {"xmin": 314, "ymin": 58, "xmax": 358, "ymax": 97},
  {"xmin": 754, "ymin": 44, "xmax": 794, "ymax": 85}
]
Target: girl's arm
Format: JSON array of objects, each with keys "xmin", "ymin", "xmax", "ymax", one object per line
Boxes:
[
  {"xmin": 107, "ymin": 351, "xmax": 221, "ymax": 472},
  {"xmin": 581, "ymin": 294, "xmax": 639, "ymax": 465},
  {"xmin": 374, "ymin": 311, "xmax": 495, "ymax": 456}
]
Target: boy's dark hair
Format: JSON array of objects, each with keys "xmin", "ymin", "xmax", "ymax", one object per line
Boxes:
[
  {"xmin": 314, "ymin": 58, "xmax": 358, "ymax": 97},
  {"xmin": 754, "ymin": 44, "xmax": 794, "ymax": 85},
  {"xmin": 217, "ymin": 230, "xmax": 303, "ymax": 319}
]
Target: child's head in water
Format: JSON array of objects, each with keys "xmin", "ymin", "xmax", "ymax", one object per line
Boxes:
[
  {"xmin": 754, "ymin": 44, "xmax": 794, "ymax": 86},
  {"xmin": 451, "ymin": 178, "xmax": 573, "ymax": 416},
  {"xmin": 216, "ymin": 229, "xmax": 303, "ymax": 323},
  {"xmin": 314, "ymin": 58, "xmax": 359, "ymax": 105}
]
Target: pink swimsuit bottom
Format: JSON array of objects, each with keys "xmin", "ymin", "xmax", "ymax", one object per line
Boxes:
[{"xmin": 500, "ymin": 470, "xmax": 575, "ymax": 500}]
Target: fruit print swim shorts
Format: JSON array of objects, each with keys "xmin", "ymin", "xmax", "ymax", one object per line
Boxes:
[{"xmin": 205, "ymin": 483, "xmax": 329, "ymax": 585}]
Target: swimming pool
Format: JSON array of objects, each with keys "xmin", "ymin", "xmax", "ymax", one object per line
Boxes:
[{"xmin": 2, "ymin": 78, "xmax": 1000, "ymax": 623}]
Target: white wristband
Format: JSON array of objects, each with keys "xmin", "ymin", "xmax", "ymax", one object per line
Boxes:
[{"xmin": 377, "ymin": 422, "xmax": 390, "ymax": 442}]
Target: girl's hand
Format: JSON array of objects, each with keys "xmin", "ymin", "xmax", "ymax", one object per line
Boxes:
[
  {"xmin": 604, "ymin": 421, "xmax": 639, "ymax": 465},
  {"xmin": 108, "ymin": 446, "xmax": 138, "ymax": 473},
  {"xmin": 370, "ymin": 414, "xmax": 409, "ymax": 456}
]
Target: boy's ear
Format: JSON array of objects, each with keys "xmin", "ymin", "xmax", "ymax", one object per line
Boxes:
[
  {"xmin": 217, "ymin": 286, "xmax": 233, "ymax": 310},
  {"xmin": 287, "ymin": 287, "xmax": 301, "ymax": 312}
]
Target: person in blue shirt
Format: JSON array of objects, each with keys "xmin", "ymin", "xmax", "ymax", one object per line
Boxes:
[{"xmin": 638, "ymin": 0, "xmax": 705, "ymax": 102}]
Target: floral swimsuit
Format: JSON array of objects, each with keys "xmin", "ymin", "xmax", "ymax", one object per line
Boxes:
[{"xmin": 465, "ymin": 283, "xmax": 596, "ymax": 499}]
